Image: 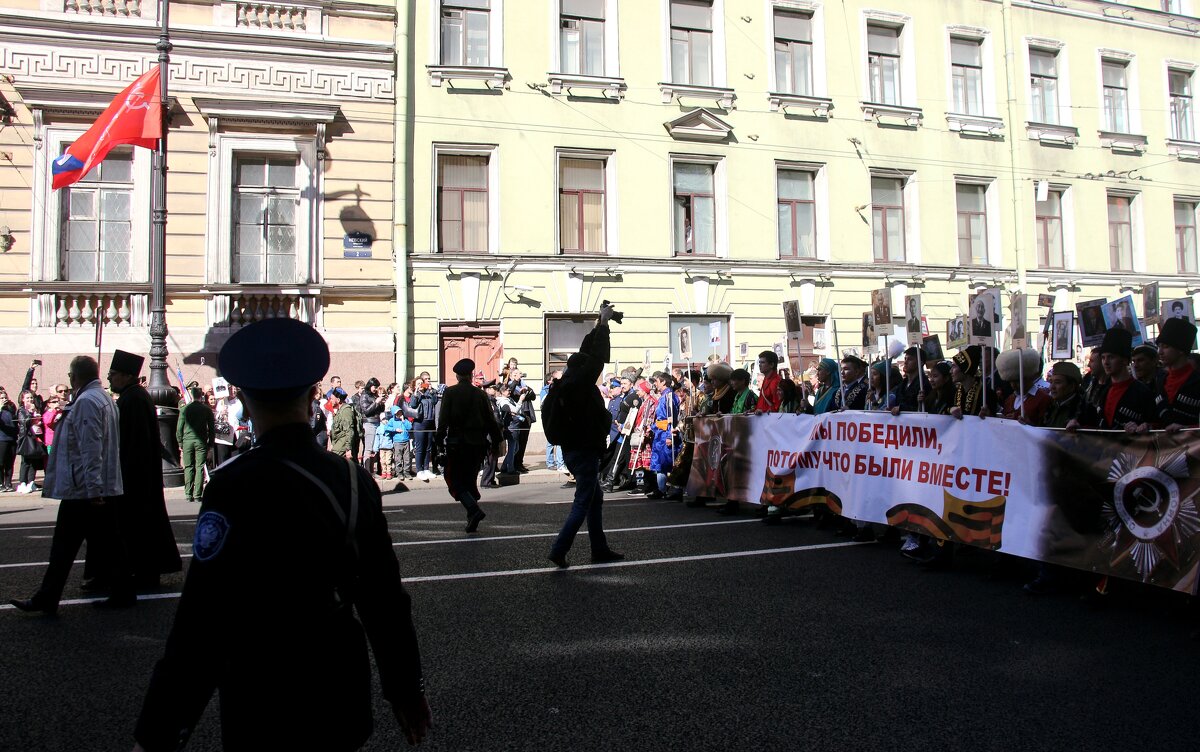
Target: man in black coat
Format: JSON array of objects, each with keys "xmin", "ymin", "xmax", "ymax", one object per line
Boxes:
[
  {"xmin": 1081, "ymin": 328, "xmax": 1156, "ymax": 431},
  {"xmin": 435, "ymin": 358, "xmax": 502, "ymax": 532},
  {"xmin": 546, "ymin": 303, "xmax": 624, "ymax": 568},
  {"xmin": 103, "ymin": 350, "xmax": 182, "ymax": 593},
  {"xmin": 133, "ymin": 318, "xmax": 431, "ymax": 751}
]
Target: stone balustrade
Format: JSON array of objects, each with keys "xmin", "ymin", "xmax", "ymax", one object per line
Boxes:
[
  {"xmin": 63, "ymin": 0, "xmax": 143, "ymax": 17},
  {"xmin": 209, "ymin": 292, "xmax": 319, "ymax": 328},
  {"xmin": 236, "ymin": 2, "xmax": 308, "ymax": 31},
  {"xmin": 33, "ymin": 292, "xmax": 149, "ymax": 329}
]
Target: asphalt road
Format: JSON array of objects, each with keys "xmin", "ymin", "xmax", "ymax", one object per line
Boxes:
[{"xmin": 2, "ymin": 478, "xmax": 1200, "ymax": 752}]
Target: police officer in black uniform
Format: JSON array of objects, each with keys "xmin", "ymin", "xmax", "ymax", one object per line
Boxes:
[{"xmin": 133, "ymin": 318, "xmax": 431, "ymax": 752}]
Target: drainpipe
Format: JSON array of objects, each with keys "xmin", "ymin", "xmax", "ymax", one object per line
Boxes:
[
  {"xmin": 393, "ymin": 1, "xmax": 416, "ymax": 381},
  {"xmin": 1001, "ymin": 0, "xmax": 1027, "ymax": 295}
]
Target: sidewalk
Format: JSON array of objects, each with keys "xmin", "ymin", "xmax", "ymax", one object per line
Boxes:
[{"xmin": 0, "ymin": 462, "xmax": 576, "ymax": 525}]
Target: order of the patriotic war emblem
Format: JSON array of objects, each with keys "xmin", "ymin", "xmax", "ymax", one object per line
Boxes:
[{"xmin": 1102, "ymin": 446, "xmax": 1200, "ymax": 583}]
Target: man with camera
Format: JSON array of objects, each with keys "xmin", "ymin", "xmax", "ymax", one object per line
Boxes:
[{"xmin": 544, "ymin": 302, "xmax": 624, "ymax": 568}]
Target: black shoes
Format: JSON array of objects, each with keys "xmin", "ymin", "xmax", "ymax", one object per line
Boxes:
[
  {"xmin": 645, "ymin": 490, "xmax": 665, "ymax": 499},
  {"xmin": 715, "ymin": 501, "xmax": 739, "ymax": 516},
  {"xmin": 560, "ymin": 481, "xmax": 576, "ymax": 489},
  {"xmin": 465, "ymin": 509, "xmax": 487, "ymax": 533},
  {"xmin": 547, "ymin": 552, "xmax": 569, "ymax": 569},
  {"xmin": 685, "ymin": 499, "xmax": 707, "ymax": 508},
  {"xmin": 591, "ymin": 549, "xmax": 625, "ymax": 564},
  {"xmin": 9, "ymin": 596, "xmax": 57, "ymax": 617}
]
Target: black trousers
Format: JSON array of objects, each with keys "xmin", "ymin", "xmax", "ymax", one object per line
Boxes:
[
  {"xmin": 36, "ymin": 498, "xmax": 131, "ymax": 606},
  {"xmin": 480, "ymin": 445, "xmax": 498, "ymax": 486},
  {"xmin": 0, "ymin": 441, "xmax": 14, "ymax": 487},
  {"xmin": 444, "ymin": 443, "xmax": 486, "ymax": 517}
]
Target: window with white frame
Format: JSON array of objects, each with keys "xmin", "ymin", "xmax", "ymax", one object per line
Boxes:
[
  {"xmin": 1177, "ymin": 199, "xmax": 1198, "ymax": 274},
  {"xmin": 438, "ymin": 154, "xmax": 489, "ymax": 253},
  {"xmin": 774, "ymin": 8, "xmax": 813, "ymax": 96},
  {"xmin": 777, "ymin": 167, "xmax": 815, "ymax": 259},
  {"xmin": 1163, "ymin": 1, "xmax": 1182, "ymax": 13},
  {"xmin": 35, "ymin": 129, "xmax": 151, "ymax": 284},
  {"xmin": 1102, "ymin": 60, "xmax": 1130, "ymax": 133},
  {"xmin": 867, "ymin": 24, "xmax": 901, "ymax": 105},
  {"xmin": 1170, "ymin": 68, "xmax": 1194, "ymax": 141},
  {"xmin": 1036, "ymin": 188, "xmax": 1065, "ymax": 269},
  {"xmin": 61, "ymin": 147, "xmax": 135, "ymax": 283},
  {"xmin": 560, "ymin": 0, "xmax": 605, "ymax": 76},
  {"xmin": 1108, "ymin": 193, "xmax": 1134, "ymax": 272},
  {"xmin": 545, "ymin": 314, "xmax": 596, "ymax": 373},
  {"xmin": 559, "ymin": 157, "xmax": 605, "ymax": 254},
  {"xmin": 232, "ymin": 155, "xmax": 301, "ymax": 284},
  {"xmin": 950, "ymin": 37, "xmax": 984, "ymax": 116},
  {"xmin": 441, "ymin": 0, "xmax": 490, "ymax": 66},
  {"xmin": 670, "ymin": 0, "xmax": 713, "ymax": 86},
  {"xmin": 1030, "ymin": 49, "xmax": 1059, "ymax": 124},
  {"xmin": 673, "ymin": 161, "xmax": 716, "ymax": 256},
  {"xmin": 206, "ymin": 133, "xmax": 319, "ymax": 286},
  {"xmin": 956, "ymin": 183, "xmax": 987, "ymax": 266},
  {"xmin": 871, "ymin": 176, "xmax": 905, "ymax": 262}
]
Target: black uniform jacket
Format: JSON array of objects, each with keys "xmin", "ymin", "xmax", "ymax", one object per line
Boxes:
[
  {"xmin": 1156, "ymin": 366, "xmax": 1200, "ymax": 427},
  {"xmin": 135, "ymin": 424, "xmax": 424, "ymax": 752},
  {"xmin": 436, "ymin": 382, "xmax": 502, "ymax": 446},
  {"xmin": 1097, "ymin": 378, "xmax": 1157, "ymax": 429}
]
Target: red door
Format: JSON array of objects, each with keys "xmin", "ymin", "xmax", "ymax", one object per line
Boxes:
[{"xmin": 439, "ymin": 323, "xmax": 501, "ymax": 385}]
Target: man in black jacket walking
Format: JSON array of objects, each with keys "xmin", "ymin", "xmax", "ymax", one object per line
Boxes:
[{"xmin": 546, "ymin": 304, "xmax": 624, "ymax": 568}]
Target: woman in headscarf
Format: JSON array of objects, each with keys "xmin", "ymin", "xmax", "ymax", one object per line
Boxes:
[
  {"xmin": 867, "ymin": 362, "xmax": 901, "ymax": 411},
  {"xmin": 811, "ymin": 358, "xmax": 841, "ymax": 415}
]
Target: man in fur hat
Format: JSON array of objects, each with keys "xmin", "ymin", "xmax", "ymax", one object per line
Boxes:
[
  {"xmin": 1152, "ymin": 316, "xmax": 1200, "ymax": 432},
  {"xmin": 997, "ymin": 348, "xmax": 1051, "ymax": 425},
  {"xmin": 1042, "ymin": 361, "xmax": 1098, "ymax": 429},
  {"xmin": 1073, "ymin": 328, "xmax": 1155, "ymax": 432}
]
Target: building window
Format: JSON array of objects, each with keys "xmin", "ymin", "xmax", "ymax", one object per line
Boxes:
[
  {"xmin": 867, "ymin": 24, "xmax": 901, "ymax": 105},
  {"xmin": 670, "ymin": 0, "xmax": 713, "ymax": 86},
  {"xmin": 559, "ymin": 157, "xmax": 605, "ymax": 254},
  {"xmin": 1108, "ymin": 193, "xmax": 1134, "ymax": 271},
  {"xmin": 1036, "ymin": 188, "xmax": 1065, "ymax": 269},
  {"xmin": 1030, "ymin": 49, "xmax": 1059, "ymax": 124},
  {"xmin": 438, "ymin": 154, "xmax": 489, "ymax": 253},
  {"xmin": 777, "ymin": 168, "xmax": 815, "ymax": 259},
  {"xmin": 673, "ymin": 162, "xmax": 715, "ymax": 256},
  {"xmin": 1163, "ymin": 1, "xmax": 1182, "ymax": 13},
  {"xmin": 545, "ymin": 314, "xmax": 596, "ymax": 373},
  {"xmin": 232, "ymin": 155, "xmax": 300, "ymax": 284},
  {"xmin": 774, "ymin": 8, "xmax": 812, "ymax": 96},
  {"xmin": 1102, "ymin": 60, "xmax": 1130, "ymax": 133},
  {"xmin": 560, "ymin": 0, "xmax": 605, "ymax": 76},
  {"xmin": 1178, "ymin": 200, "xmax": 1199, "ymax": 274},
  {"xmin": 441, "ymin": 0, "xmax": 490, "ymax": 66},
  {"xmin": 950, "ymin": 37, "xmax": 983, "ymax": 116},
  {"xmin": 1170, "ymin": 68, "xmax": 1194, "ymax": 141},
  {"xmin": 61, "ymin": 147, "xmax": 134, "ymax": 282},
  {"xmin": 956, "ymin": 183, "xmax": 987, "ymax": 266},
  {"xmin": 871, "ymin": 176, "xmax": 904, "ymax": 262}
]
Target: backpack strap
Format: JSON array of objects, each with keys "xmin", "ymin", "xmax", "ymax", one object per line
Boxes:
[{"xmin": 280, "ymin": 457, "xmax": 359, "ymax": 562}]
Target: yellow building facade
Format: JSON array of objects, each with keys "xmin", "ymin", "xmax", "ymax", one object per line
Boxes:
[
  {"xmin": 403, "ymin": 0, "xmax": 1200, "ymax": 385},
  {"xmin": 0, "ymin": 0, "xmax": 399, "ymax": 389}
]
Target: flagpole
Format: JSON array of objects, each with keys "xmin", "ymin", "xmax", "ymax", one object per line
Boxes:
[{"xmin": 148, "ymin": 0, "xmax": 184, "ymax": 487}]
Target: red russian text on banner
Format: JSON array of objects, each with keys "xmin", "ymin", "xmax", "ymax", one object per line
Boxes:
[{"xmin": 51, "ymin": 65, "xmax": 162, "ymax": 190}]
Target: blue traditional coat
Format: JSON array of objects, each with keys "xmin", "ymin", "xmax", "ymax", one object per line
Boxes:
[{"xmin": 650, "ymin": 388, "xmax": 680, "ymax": 472}]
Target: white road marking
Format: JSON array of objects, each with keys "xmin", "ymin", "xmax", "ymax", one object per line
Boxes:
[
  {"xmin": 0, "ymin": 519, "xmax": 761, "ymax": 568},
  {"xmin": 0, "ymin": 541, "xmax": 865, "ymax": 610}
]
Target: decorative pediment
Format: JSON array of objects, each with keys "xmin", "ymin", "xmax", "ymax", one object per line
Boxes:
[{"xmin": 663, "ymin": 109, "xmax": 733, "ymax": 143}]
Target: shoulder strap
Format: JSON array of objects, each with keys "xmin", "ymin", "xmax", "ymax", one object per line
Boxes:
[{"xmin": 280, "ymin": 457, "xmax": 359, "ymax": 561}]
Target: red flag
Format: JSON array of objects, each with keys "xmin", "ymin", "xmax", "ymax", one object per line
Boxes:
[{"xmin": 51, "ymin": 65, "xmax": 162, "ymax": 190}]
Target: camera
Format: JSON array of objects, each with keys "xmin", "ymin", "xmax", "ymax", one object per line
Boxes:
[{"xmin": 601, "ymin": 300, "xmax": 624, "ymax": 324}]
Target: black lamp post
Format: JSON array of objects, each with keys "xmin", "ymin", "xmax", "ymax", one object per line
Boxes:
[{"xmin": 147, "ymin": 0, "xmax": 183, "ymax": 487}]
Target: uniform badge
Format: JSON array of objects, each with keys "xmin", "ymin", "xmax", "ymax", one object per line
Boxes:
[{"xmin": 194, "ymin": 511, "xmax": 231, "ymax": 562}]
